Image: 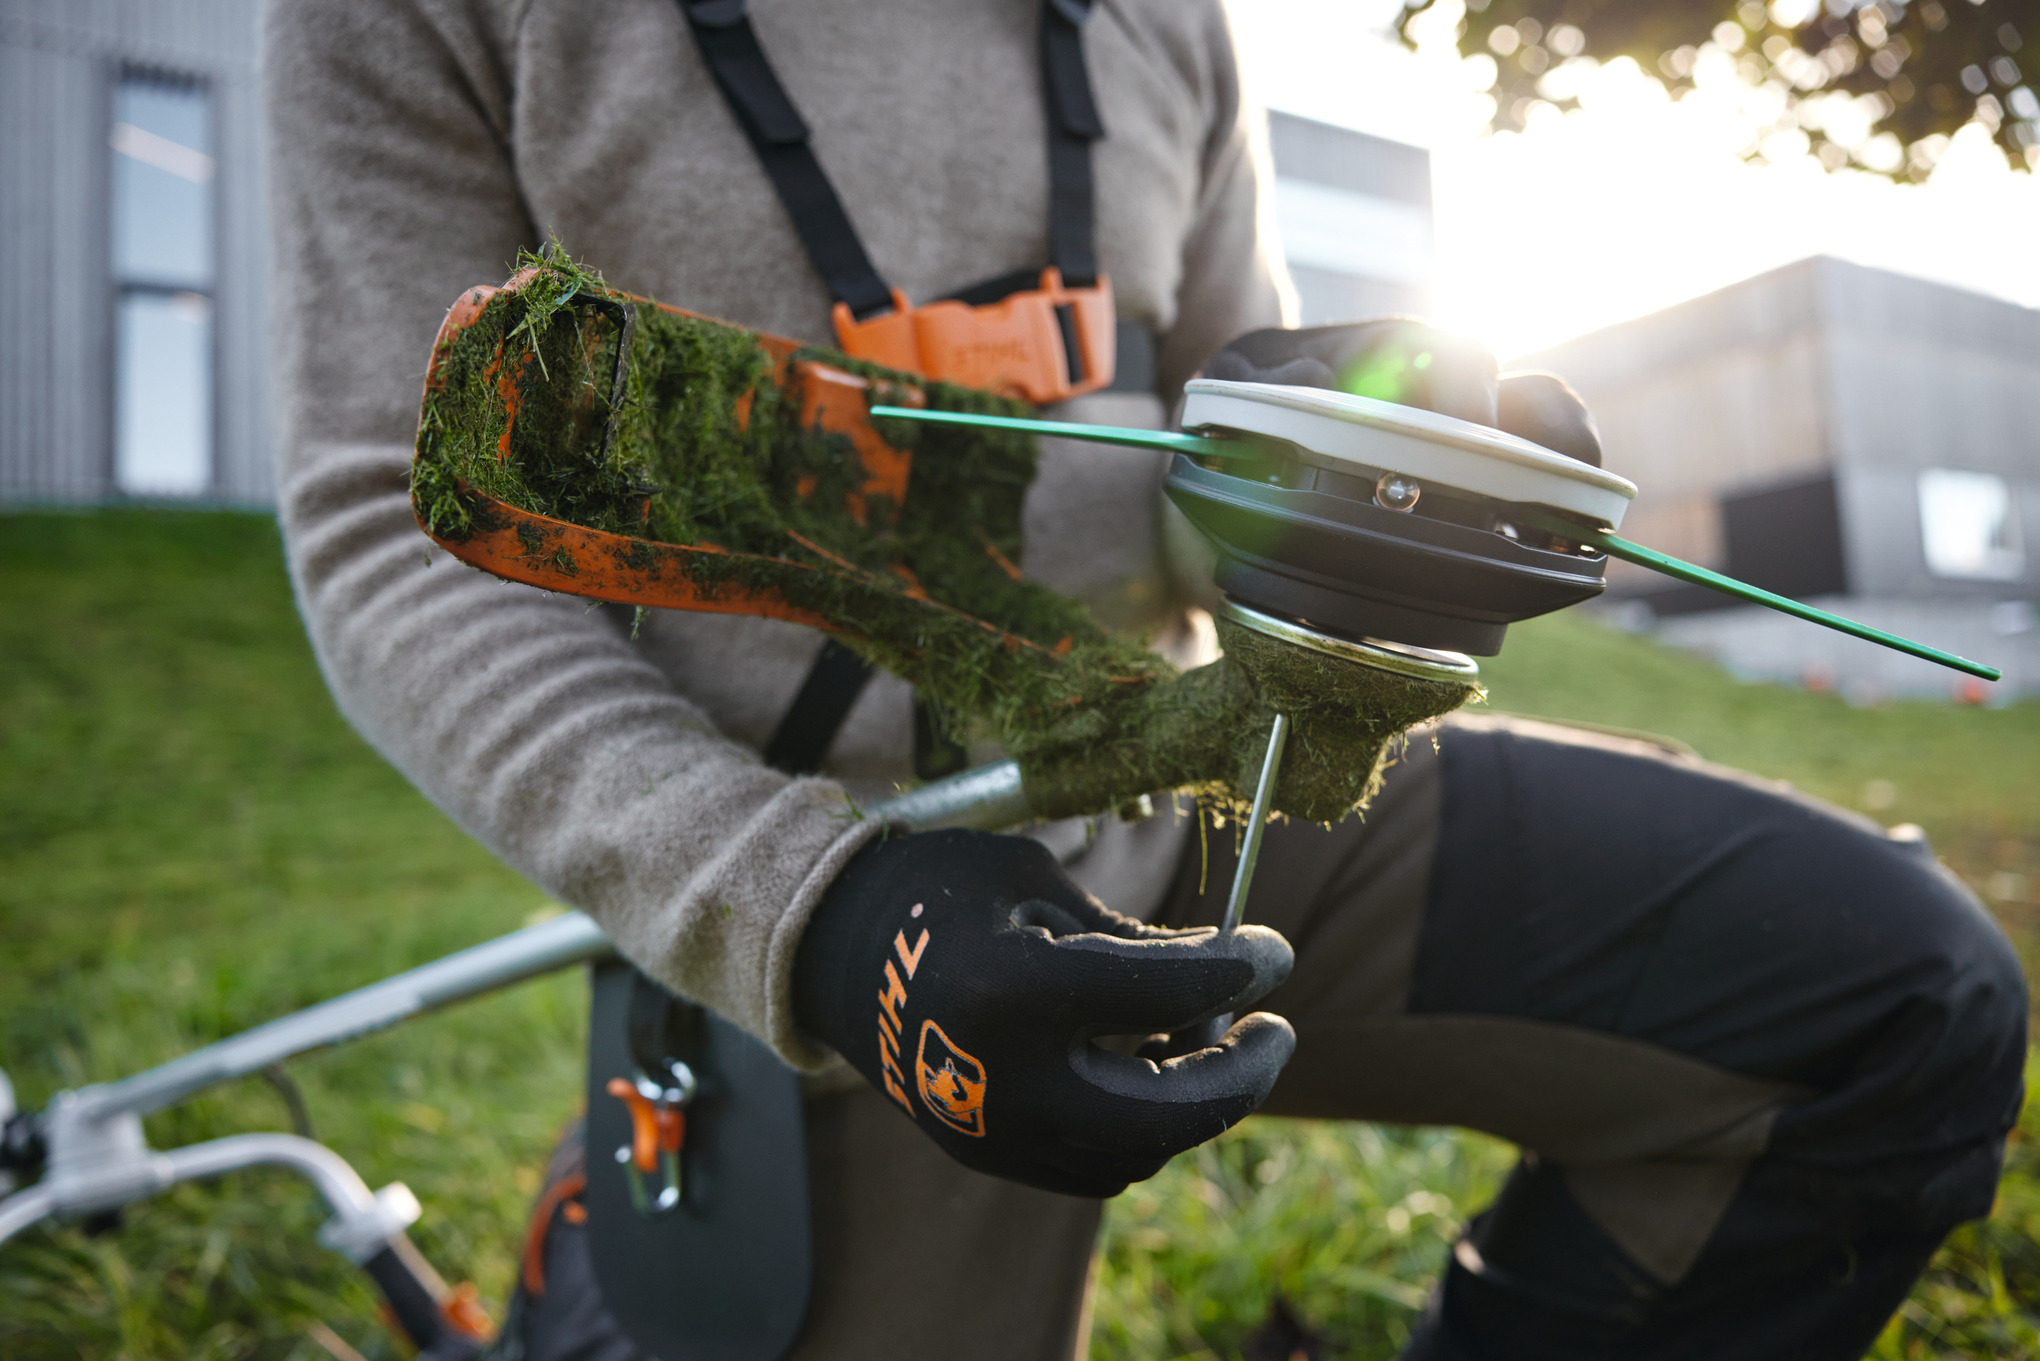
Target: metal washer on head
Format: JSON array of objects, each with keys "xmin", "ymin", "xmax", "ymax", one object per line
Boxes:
[{"xmin": 1216, "ymin": 599, "xmax": 1481, "ymax": 687}]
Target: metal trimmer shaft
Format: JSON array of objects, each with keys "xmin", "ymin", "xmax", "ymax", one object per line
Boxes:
[{"xmin": 1222, "ymin": 712, "xmax": 1290, "ymax": 933}]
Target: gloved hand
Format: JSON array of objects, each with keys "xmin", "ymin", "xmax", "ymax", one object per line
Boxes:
[
  {"xmin": 793, "ymin": 829, "xmax": 1296, "ymax": 1197},
  {"xmin": 1202, "ymin": 319, "xmax": 1603, "ymax": 467}
]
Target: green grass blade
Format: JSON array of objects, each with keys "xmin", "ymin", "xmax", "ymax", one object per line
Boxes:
[{"xmin": 867, "ymin": 405, "xmax": 1247, "ymax": 459}]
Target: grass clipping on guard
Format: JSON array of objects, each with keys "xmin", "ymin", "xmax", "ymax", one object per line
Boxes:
[{"xmin": 412, "ymin": 249, "xmax": 1475, "ymax": 823}]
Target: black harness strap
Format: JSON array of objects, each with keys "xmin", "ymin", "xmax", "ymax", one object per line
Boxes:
[
  {"xmin": 680, "ymin": 0, "xmax": 895, "ymax": 319},
  {"xmin": 913, "ymin": 697, "xmax": 969, "ymax": 782},
  {"xmin": 761, "ymin": 638, "xmax": 874, "ymax": 775},
  {"xmin": 1041, "ymin": 0, "xmax": 1102, "ymax": 288},
  {"xmin": 679, "ymin": 0, "xmax": 1104, "ymax": 313},
  {"xmin": 763, "ymin": 639, "xmax": 967, "ymax": 781}
]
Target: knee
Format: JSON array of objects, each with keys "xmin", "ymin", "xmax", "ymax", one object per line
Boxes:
[
  {"xmin": 1886, "ymin": 840, "xmax": 2023, "ymax": 1094},
  {"xmin": 1885, "ymin": 839, "xmax": 2027, "ymax": 1117},
  {"xmin": 1786, "ymin": 834, "xmax": 2027, "ymax": 1226}
]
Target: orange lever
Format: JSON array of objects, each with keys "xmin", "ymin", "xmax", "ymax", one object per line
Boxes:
[
  {"xmin": 656, "ymin": 1105, "xmax": 685, "ymax": 1155},
  {"xmin": 606, "ymin": 1077, "xmax": 667, "ymax": 1174}
]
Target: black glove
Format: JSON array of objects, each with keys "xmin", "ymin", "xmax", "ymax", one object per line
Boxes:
[
  {"xmin": 1203, "ymin": 319, "xmax": 1603, "ymax": 467},
  {"xmin": 793, "ymin": 829, "xmax": 1296, "ymax": 1197}
]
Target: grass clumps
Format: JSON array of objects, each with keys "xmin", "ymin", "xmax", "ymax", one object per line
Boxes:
[
  {"xmin": 1013, "ymin": 615, "xmax": 1475, "ymax": 824},
  {"xmin": 412, "ymin": 246, "xmax": 1474, "ymax": 819}
]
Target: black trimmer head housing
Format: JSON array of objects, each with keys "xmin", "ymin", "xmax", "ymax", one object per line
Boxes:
[{"xmin": 1167, "ymin": 380, "xmax": 1638, "ymax": 657}]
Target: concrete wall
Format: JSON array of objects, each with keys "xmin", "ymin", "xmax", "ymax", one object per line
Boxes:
[
  {"xmin": 1655, "ymin": 597, "xmax": 2038, "ymax": 705},
  {"xmin": 0, "ymin": 0, "xmax": 270, "ymax": 506},
  {"xmin": 1819, "ymin": 261, "xmax": 2040, "ymax": 600},
  {"xmin": 1527, "ymin": 257, "xmax": 2039, "ymax": 696},
  {"xmin": 1516, "ymin": 260, "xmax": 1834, "ymax": 585},
  {"xmin": 1519, "ymin": 257, "xmax": 2040, "ymax": 606}
]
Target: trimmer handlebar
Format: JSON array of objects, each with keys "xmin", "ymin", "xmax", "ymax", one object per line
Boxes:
[
  {"xmin": 0, "ymin": 759, "xmax": 1033, "ymax": 1235},
  {"xmin": 0, "ymin": 760, "xmax": 1089, "ymax": 1352}
]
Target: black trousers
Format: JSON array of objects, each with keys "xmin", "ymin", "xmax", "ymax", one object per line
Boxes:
[
  {"xmin": 513, "ymin": 714, "xmax": 2027, "ymax": 1360},
  {"xmin": 1164, "ymin": 714, "xmax": 2027, "ymax": 1360}
]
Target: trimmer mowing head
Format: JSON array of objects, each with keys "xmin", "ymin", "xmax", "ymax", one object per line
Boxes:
[{"xmin": 1169, "ymin": 379, "xmax": 1636, "ymax": 661}]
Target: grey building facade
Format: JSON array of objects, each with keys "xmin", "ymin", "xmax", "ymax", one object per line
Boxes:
[
  {"xmin": 1519, "ymin": 257, "xmax": 2040, "ymax": 700},
  {"xmin": 2, "ymin": 0, "xmax": 270, "ymax": 507},
  {"xmin": 0, "ymin": 37, "xmax": 1427, "ymax": 511},
  {"xmin": 1265, "ymin": 110, "xmax": 1434, "ymax": 326}
]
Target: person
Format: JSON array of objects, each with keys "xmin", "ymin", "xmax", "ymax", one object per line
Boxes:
[{"xmin": 263, "ymin": 1, "xmax": 2027, "ymax": 1357}]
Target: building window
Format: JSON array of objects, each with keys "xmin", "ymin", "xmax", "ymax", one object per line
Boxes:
[
  {"xmin": 1266, "ymin": 113, "xmax": 1434, "ymax": 327},
  {"xmin": 111, "ymin": 73, "xmax": 215, "ymax": 498},
  {"xmin": 1918, "ymin": 469, "xmax": 2023, "ymax": 580}
]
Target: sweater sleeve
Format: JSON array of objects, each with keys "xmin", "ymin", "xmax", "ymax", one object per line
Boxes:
[{"xmin": 262, "ymin": 0, "xmax": 881, "ymax": 1070}]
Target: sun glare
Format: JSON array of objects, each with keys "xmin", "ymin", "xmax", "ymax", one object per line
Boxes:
[{"xmin": 1226, "ymin": 0, "xmax": 2040, "ymax": 362}]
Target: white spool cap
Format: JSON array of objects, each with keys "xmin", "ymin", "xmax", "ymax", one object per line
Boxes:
[{"xmin": 1180, "ymin": 379, "xmax": 1638, "ymax": 531}]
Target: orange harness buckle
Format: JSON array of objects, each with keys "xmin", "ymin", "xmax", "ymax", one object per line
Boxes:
[{"xmin": 832, "ymin": 268, "xmax": 1115, "ymax": 406}]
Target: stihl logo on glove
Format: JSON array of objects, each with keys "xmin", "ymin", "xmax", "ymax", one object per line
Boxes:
[
  {"xmin": 916, "ymin": 1021, "xmax": 987, "ymax": 1137},
  {"xmin": 870, "ymin": 902, "xmax": 992, "ymax": 1137},
  {"xmin": 874, "ymin": 905, "xmax": 934, "ymax": 1113}
]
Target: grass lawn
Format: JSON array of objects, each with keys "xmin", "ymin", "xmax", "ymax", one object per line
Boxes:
[{"xmin": 2, "ymin": 508, "xmax": 2036, "ymax": 1359}]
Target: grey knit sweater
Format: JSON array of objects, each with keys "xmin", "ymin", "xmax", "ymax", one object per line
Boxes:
[{"xmin": 263, "ymin": 0, "xmax": 1288, "ymax": 1069}]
